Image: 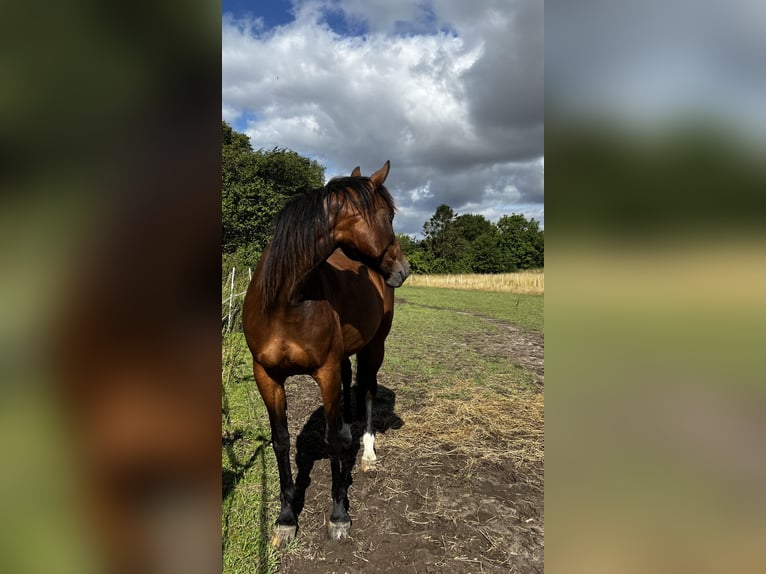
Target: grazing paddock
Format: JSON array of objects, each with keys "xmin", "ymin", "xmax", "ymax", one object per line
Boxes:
[
  {"xmin": 406, "ymin": 271, "xmax": 544, "ymax": 294},
  {"xmin": 222, "ymin": 285, "xmax": 544, "ymax": 573}
]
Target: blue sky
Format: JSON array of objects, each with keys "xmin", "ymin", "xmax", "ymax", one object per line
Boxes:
[
  {"xmin": 222, "ymin": 1, "xmax": 544, "ymax": 236},
  {"xmin": 222, "ymin": 0, "xmax": 294, "ymax": 30}
]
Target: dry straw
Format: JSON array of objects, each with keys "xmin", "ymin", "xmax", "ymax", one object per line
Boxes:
[
  {"xmin": 406, "ymin": 272, "xmax": 544, "ymax": 294},
  {"xmin": 387, "ymin": 379, "xmax": 544, "ymax": 469}
]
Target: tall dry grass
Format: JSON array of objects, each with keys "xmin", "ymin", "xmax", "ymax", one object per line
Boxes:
[{"xmin": 406, "ymin": 271, "xmax": 544, "ymax": 294}]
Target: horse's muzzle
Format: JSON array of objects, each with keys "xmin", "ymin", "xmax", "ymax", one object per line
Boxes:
[{"xmin": 385, "ymin": 256, "xmax": 410, "ymax": 288}]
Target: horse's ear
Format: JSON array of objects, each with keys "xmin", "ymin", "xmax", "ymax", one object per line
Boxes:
[
  {"xmin": 369, "ymin": 160, "xmax": 390, "ymax": 188},
  {"xmin": 351, "ymin": 166, "xmax": 361, "ymax": 177}
]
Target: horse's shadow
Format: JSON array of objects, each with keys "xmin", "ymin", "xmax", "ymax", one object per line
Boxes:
[
  {"xmin": 222, "ymin": 428, "xmax": 272, "ymax": 560},
  {"xmin": 292, "ymin": 384, "xmax": 403, "ymax": 519}
]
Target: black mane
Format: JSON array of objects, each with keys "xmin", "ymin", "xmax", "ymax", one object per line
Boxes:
[{"xmin": 261, "ymin": 176, "xmax": 395, "ymax": 311}]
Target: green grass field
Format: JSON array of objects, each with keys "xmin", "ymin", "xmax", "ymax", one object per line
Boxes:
[
  {"xmin": 395, "ymin": 284, "xmax": 544, "ymax": 332},
  {"xmin": 221, "ymin": 286, "xmax": 544, "ymax": 572},
  {"xmin": 222, "ymin": 330, "xmax": 282, "ymax": 574}
]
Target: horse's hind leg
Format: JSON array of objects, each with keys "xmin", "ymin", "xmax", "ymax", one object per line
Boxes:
[
  {"xmin": 253, "ymin": 363, "xmax": 296, "ymax": 547},
  {"xmin": 315, "ymin": 363, "xmax": 352, "ymax": 541},
  {"xmin": 356, "ymin": 340, "xmax": 384, "ymax": 472}
]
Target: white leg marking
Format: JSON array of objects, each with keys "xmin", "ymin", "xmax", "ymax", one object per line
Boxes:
[{"xmin": 362, "ymin": 431, "xmax": 376, "ymax": 463}]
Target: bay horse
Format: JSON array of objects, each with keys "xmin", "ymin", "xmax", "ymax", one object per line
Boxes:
[{"xmin": 242, "ymin": 160, "xmax": 410, "ymax": 546}]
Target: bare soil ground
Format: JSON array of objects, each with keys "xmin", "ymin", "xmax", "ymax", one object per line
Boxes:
[
  {"xmin": 275, "ymin": 302, "xmax": 544, "ymax": 573},
  {"xmin": 450, "ymin": 309, "xmax": 544, "ymax": 388}
]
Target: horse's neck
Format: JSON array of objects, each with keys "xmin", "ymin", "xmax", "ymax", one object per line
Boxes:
[{"xmin": 285, "ymin": 238, "xmax": 337, "ymax": 306}]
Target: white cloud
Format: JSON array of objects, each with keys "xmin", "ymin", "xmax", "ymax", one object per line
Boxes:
[
  {"xmin": 222, "ymin": 1, "xmax": 544, "ymax": 235},
  {"xmin": 409, "ymin": 181, "xmax": 434, "ymax": 202}
]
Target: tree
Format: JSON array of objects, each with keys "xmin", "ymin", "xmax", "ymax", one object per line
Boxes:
[
  {"xmin": 452, "ymin": 214, "xmax": 495, "ymax": 243},
  {"xmin": 396, "ymin": 233, "xmax": 436, "ymax": 274},
  {"xmin": 416, "ymin": 204, "xmax": 544, "ymax": 273},
  {"xmin": 222, "ymin": 121, "xmax": 252, "ymax": 152},
  {"xmin": 422, "ymin": 204, "xmax": 455, "ymax": 251},
  {"xmin": 395, "ymin": 233, "xmax": 418, "ymax": 255},
  {"xmin": 422, "ymin": 204, "xmax": 472, "ymax": 270},
  {"xmin": 497, "ymin": 214, "xmax": 544, "ymax": 269},
  {"xmin": 222, "ymin": 121, "xmax": 325, "ymax": 263},
  {"xmin": 469, "ymin": 230, "xmax": 509, "ymax": 273}
]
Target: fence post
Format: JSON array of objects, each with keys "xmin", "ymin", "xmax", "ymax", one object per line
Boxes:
[{"xmin": 227, "ymin": 267, "xmax": 236, "ymax": 332}]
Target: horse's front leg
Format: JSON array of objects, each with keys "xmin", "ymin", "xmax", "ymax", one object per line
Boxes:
[
  {"xmin": 253, "ymin": 364, "xmax": 296, "ymax": 547},
  {"xmin": 357, "ymin": 343, "xmax": 383, "ymax": 472},
  {"xmin": 316, "ymin": 364, "xmax": 352, "ymax": 541}
]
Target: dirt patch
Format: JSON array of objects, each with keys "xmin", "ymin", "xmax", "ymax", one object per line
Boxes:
[
  {"xmin": 268, "ymin": 306, "xmax": 544, "ymax": 573},
  {"xmin": 459, "ymin": 313, "xmax": 544, "ymax": 388},
  {"xmin": 397, "ymin": 297, "xmax": 545, "ymax": 387}
]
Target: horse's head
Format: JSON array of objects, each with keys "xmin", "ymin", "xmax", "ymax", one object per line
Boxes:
[{"xmin": 333, "ymin": 161, "xmax": 410, "ymax": 288}]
